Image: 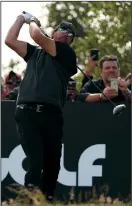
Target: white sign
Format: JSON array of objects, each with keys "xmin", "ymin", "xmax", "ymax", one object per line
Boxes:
[{"xmin": 2, "ymin": 144, "xmax": 106, "ymax": 186}]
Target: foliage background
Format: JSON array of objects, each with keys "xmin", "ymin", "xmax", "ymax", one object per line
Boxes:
[{"xmin": 43, "ymin": 2, "xmax": 131, "ymax": 78}]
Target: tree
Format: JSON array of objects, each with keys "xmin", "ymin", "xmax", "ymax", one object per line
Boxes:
[
  {"xmin": 43, "ymin": 2, "xmax": 131, "ymax": 78},
  {"xmin": 8, "ymin": 58, "xmax": 20, "ymax": 70},
  {"xmin": 2, "ymin": 59, "xmax": 21, "ymax": 78}
]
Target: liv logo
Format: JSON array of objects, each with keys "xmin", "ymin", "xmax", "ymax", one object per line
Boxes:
[{"xmin": 2, "ymin": 144, "xmax": 106, "ymax": 186}]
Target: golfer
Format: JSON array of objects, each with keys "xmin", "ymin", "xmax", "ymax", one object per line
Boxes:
[{"xmin": 5, "ymin": 11, "xmax": 77, "ymax": 201}]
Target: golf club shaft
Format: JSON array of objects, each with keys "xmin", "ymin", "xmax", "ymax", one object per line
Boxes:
[{"xmin": 77, "ymin": 66, "xmax": 117, "ymax": 107}]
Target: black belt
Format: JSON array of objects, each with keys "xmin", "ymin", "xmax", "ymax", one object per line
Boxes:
[{"xmin": 17, "ymin": 103, "xmax": 61, "ymax": 113}]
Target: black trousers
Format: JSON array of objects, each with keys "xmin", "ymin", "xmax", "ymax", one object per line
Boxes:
[{"xmin": 15, "ymin": 105, "xmax": 63, "ymax": 196}]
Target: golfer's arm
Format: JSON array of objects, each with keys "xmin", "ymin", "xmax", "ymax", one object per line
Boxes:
[
  {"xmin": 29, "ymin": 22, "xmax": 56, "ymax": 56},
  {"xmin": 5, "ymin": 15, "xmax": 27, "ymax": 58}
]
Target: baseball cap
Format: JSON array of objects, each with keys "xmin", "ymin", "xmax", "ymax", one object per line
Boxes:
[{"xmin": 54, "ymin": 21, "xmax": 76, "ymax": 37}]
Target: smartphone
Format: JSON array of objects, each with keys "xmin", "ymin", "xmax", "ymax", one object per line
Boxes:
[
  {"xmin": 90, "ymin": 48, "xmax": 99, "ymax": 61},
  {"xmin": 67, "ymin": 81, "xmax": 76, "ymax": 90},
  {"xmin": 110, "ymin": 78, "xmax": 118, "ymax": 92}
]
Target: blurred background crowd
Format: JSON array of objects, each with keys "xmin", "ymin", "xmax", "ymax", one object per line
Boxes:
[{"xmin": 1, "ymin": 56, "xmax": 131, "ymax": 101}]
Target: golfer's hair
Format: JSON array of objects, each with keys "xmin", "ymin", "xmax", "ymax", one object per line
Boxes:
[{"xmin": 100, "ymin": 55, "xmax": 120, "ymax": 69}]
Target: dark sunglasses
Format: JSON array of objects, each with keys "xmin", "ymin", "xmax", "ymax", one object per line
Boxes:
[{"xmin": 59, "ymin": 27, "xmax": 73, "ymax": 37}]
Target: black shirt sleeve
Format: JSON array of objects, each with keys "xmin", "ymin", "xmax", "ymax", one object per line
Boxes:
[
  {"xmin": 55, "ymin": 42, "xmax": 77, "ymax": 77},
  {"xmin": 70, "ymin": 51, "xmax": 77, "ymax": 76},
  {"xmin": 23, "ymin": 43, "xmax": 37, "ymax": 62}
]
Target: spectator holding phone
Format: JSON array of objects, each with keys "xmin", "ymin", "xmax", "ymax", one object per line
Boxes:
[
  {"xmin": 75, "ymin": 55, "xmax": 131, "ymax": 103},
  {"xmin": 67, "ymin": 49, "xmax": 98, "ymax": 100},
  {"xmin": 71, "ymin": 49, "xmax": 99, "ymax": 92},
  {"xmin": 66, "ymin": 79, "xmax": 77, "ymax": 101}
]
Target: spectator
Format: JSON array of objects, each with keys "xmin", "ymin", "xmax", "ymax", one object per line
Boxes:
[
  {"xmin": 5, "ymin": 70, "xmax": 21, "ymax": 88},
  {"xmin": 1, "ymin": 77, "xmax": 5, "ymax": 99},
  {"xmin": 72, "ymin": 55, "xmax": 98, "ymax": 92},
  {"xmin": 2, "ymin": 71, "xmax": 21, "ymax": 99},
  {"xmin": 66, "ymin": 78, "xmax": 76, "ymax": 101},
  {"xmin": 79, "ymin": 55, "xmax": 131, "ymax": 102},
  {"xmin": 4, "ymin": 86, "xmax": 19, "ymax": 100},
  {"xmin": 125, "ymin": 73, "xmax": 131, "ymax": 90},
  {"xmin": 1, "ymin": 76, "xmax": 4, "ymax": 85},
  {"xmin": 67, "ymin": 55, "xmax": 98, "ymax": 101}
]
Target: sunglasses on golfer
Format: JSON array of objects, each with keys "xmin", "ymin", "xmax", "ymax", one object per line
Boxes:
[{"xmin": 59, "ymin": 27, "xmax": 73, "ymax": 37}]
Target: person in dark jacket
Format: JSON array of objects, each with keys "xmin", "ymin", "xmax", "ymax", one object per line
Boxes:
[{"xmin": 79, "ymin": 55, "xmax": 131, "ymax": 102}]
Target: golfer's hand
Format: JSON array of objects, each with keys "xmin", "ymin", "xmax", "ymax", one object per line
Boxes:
[
  {"xmin": 102, "ymin": 87, "xmax": 118, "ymax": 100},
  {"xmin": 21, "ymin": 11, "xmax": 34, "ymax": 24}
]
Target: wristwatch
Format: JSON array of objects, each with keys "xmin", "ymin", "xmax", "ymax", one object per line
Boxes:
[
  {"xmin": 29, "ymin": 17, "xmax": 41, "ymax": 27},
  {"xmin": 123, "ymin": 89, "xmax": 130, "ymax": 96},
  {"xmin": 99, "ymin": 93, "xmax": 103, "ymax": 102}
]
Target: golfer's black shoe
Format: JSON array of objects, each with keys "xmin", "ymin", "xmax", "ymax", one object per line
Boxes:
[{"xmin": 46, "ymin": 195, "xmax": 54, "ymax": 203}]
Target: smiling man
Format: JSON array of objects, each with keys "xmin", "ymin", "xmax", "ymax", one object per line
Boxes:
[
  {"xmin": 79, "ymin": 55, "xmax": 131, "ymax": 102},
  {"xmin": 5, "ymin": 11, "xmax": 77, "ymax": 201}
]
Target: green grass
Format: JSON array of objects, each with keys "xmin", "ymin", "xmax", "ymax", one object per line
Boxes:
[
  {"xmin": 2, "ymin": 185, "xmax": 130, "ymax": 206},
  {"xmin": 2, "ymin": 200, "xmax": 131, "ymax": 206}
]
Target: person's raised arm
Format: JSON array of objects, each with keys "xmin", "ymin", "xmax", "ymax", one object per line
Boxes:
[
  {"xmin": 29, "ymin": 19, "xmax": 56, "ymax": 57},
  {"xmin": 5, "ymin": 15, "xmax": 27, "ymax": 58}
]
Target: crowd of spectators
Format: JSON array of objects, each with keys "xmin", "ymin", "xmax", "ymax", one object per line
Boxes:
[
  {"xmin": 67, "ymin": 55, "xmax": 131, "ymax": 103},
  {"xmin": 1, "ymin": 55, "xmax": 131, "ymax": 102}
]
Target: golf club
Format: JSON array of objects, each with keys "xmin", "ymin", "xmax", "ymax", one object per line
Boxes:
[{"xmin": 77, "ymin": 66, "xmax": 126, "ymax": 115}]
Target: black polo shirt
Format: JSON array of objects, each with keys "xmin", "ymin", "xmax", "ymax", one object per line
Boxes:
[
  {"xmin": 17, "ymin": 42, "xmax": 77, "ymax": 109},
  {"xmin": 80, "ymin": 78, "xmax": 128, "ymax": 102}
]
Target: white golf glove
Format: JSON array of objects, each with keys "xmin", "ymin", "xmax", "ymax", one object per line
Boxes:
[
  {"xmin": 21, "ymin": 11, "xmax": 41, "ymax": 27},
  {"xmin": 21, "ymin": 11, "xmax": 34, "ymax": 24}
]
